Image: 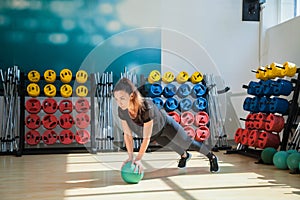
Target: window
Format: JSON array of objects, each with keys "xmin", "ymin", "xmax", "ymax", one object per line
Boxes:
[{"xmin": 280, "ymin": 0, "xmax": 300, "ymax": 22}]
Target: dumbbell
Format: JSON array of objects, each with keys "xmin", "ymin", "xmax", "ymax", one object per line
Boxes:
[
  {"xmin": 268, "ymin": 97, "xmax": 289, "ymax": 114},
  {"xmin": 272, "ymin": 79, "xmax": 293, "ymax": 96},
  {"xmin": 258, "ymin": 96, "xmax": 271, "ymax": 113},
  {"xmin": 264, "ymin": 113, "xmax": 285, "ymax": 132}
]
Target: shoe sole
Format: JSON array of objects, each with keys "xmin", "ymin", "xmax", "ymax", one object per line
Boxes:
[{"xmin": 178, "ymin": 153, "xmax": 192, "ymax": 169}]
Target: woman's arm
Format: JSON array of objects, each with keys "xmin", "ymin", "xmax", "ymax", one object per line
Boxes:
[
  {"xmin": 135, "ymin": 119, "xmax": 153, "ymax": 161},
  {"xmin": 121, "ymin": 120, "xmax": 134, "ymax": 160}
]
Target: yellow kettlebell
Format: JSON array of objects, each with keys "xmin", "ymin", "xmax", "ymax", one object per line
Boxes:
[
  {"xmin": 44, "ymin": 84, "xmax": 57, "ymax": 97},
  {"xmin": 162, "ymin": 72, "xmax": 175, "ymax": 83},
  {"xmin": 27, "ymin": 70, "xmax": 40, "ymax": 83},
  {"xmin": 27, "ymin": 83, "xmax": 40, "ymax": 97},
  {"xmin": 76, "ymin": 70, "xmax": 88, "ymax": 84},
  {"xmin": 60, "ymin": 84, "xmax": 73, "ymax": 98},
  {"xmin": 60, "ymin": 69, "xmax": 73, "ymax": 83},
  {"xmin": 44, "ymin": 69, "xmax": 56, "ymax": 83},
  {"xmin": 148, "ymin": 70, "xmax": 161, "ymax": 84},
  {"xmin": 76, "ymin": 85, "xmax": 88, "ymax": 97},
  {"xmin": 190, "ymin": 71, "xmax": 203, "ymax": 84}
]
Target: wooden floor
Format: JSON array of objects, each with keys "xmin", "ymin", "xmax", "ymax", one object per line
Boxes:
[{"xmin": 0, "ymin": 150, "xmax": 299, "ymax": 200}]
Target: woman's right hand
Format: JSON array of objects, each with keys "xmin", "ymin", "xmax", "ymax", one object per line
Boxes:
[{"xmin": 122, "ymin": 156, "xmax": 133, "ymax": 167}]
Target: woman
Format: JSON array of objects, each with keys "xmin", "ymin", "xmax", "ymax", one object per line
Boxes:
[{"xmin": 113, "ymin": 77, "xmax": 219, "ymax": 174}]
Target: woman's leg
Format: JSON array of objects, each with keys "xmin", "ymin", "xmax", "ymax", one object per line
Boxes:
[
  {"xmin": 155, "ymin": 136, "xmax": 185, "ymax": 156},
  {"xmin": 162, "ymin": 116, "xmax": 211, "ymax": 156},
  {"xmin": 161, "ymin": 116, "xmax": 219, "ymax": 172}
]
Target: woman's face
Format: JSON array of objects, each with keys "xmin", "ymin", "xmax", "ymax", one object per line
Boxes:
[{"xmin": 114, "ymin": 90, "xmax": 130, "ymax": 110}]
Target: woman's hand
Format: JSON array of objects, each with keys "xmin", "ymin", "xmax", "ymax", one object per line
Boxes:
[
  {"xmin": 122, "ymin": 156, "xmax": 133, "ymax": 167},
  {"xmin": 133, "ymin": 159, "xmax": 144, "ymax": 174}
]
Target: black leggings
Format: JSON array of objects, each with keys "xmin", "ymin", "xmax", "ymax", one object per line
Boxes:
[{"xmin": 154, "ymin": 115, "xmax": 211, "ymax": 156}]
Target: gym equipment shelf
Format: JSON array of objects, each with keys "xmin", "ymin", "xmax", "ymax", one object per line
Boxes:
[
  {"xmin": 226, "ymin": 67, "xmax": 300, "ymax": 158},
  {"xmin": 19, "ymin": 71, "xmax": 95, "ymax": 156}
]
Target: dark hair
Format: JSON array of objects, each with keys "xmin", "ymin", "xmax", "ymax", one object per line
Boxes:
[
  {"xmin": 113, "ymin": 77, "xmax": 145, "ymax": 111},
  {"xmin": 113, "ymin": 77, "xmax": 134, "ymax": 95}
]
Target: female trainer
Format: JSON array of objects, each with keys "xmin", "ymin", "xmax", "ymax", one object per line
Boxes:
[{"xmin": 113, "ymin": 77, "xmax": 219, "ymax": 174}]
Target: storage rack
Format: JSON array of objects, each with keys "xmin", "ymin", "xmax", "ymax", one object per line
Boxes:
[
  {"xmin": 226, "ymin": 68, "xmax": 300, "ymax": 158},
  {"xmin": 20, "ymin": 72, "xmax": 94, "ymax": 155}
]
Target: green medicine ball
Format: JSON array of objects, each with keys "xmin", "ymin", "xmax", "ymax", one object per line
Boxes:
[
  {"xmin": 273, "ymin": 151, "xmax": 289, "ymax": 170},
  {"xmin": 121, "ymin": 162, "xmax": 144, "ymax": 184},
  {"xmin": 286, "ymin": 152, "xmax": 300, "ymax": 171},
  {"xmin": 261, "ymin": 147, "xmax": 277, "ymax": 165}
]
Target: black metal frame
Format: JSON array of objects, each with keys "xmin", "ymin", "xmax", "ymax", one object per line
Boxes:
[{"xmin": 19, "ymin": 73, "xmax": 96, "ymax": 156}]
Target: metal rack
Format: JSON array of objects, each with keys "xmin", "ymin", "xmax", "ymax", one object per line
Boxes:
[
  {"xmin": 226, "ymin": 68, "xmax": 300, "ymax": 158},
  {"xmin": 20, "ymin": 73, "xmax": 93, "ymax": 155}
]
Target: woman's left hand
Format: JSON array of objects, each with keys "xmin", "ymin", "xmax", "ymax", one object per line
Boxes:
[{"xmin": 133, "ymin": 159, "xmax": 144, "ymax": 174}]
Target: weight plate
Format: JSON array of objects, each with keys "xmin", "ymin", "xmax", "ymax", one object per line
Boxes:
[
  {"xmin": 60, "ymin": 84, "xmax": 73, "ymax": 98},
  {"xmin": 190, "ymin": 71, "xmax": 203, "ymax": 84},
  {"xmin": 42, "ymin": 130, "xmax": 57, "ymax": 145},
  {"xmin": 27, "ymin": 70, "xmax": 40, "ymax": 83},
  {"xmin": 76, "ymin": 85, "xmax": 88, "ymax": 97},
  {"xmin": 59, "ymin": 130, "xmax": 74, "ymax": 145},
  {"xmin": 60, "ymin": 69, "xmax": 72, "ymax": 83},
  {"xmin": 25, "ymin": 114, "xmax": 41, "ymax": 130},
  {"xmin": 42, "ymin": 98, "xmax": 58, "ymax": 114},
  {"xmin": 25, "ymin": 130, "xmax": 41, "ymax": 145},
  {"xmin": 76, "ymin": 70, "xmax": 88, "ymax": 83},
  {"xmin": 59, "ymin": 99, "xmax": 73, "ymax": 114},
  {"xmin": 59, "ymin": 114, "xmax": 74, "ymax": 129},
  {"xmin": 44, "ymin": 69, "xmax": 56, "ymax": 83},
  {"xmin": 162, "ymin": 72, "xmax": 175, "ymax": 83},
  {"xmin": 27, "ymin": 83, "xmax": 40, "ymax": 97},
  {"xmin": 44, "ymin": 84, "xmax": 57, "ymax": 97},
  {"xmin": 42, "ymin": 114, "xmax": 58, "ymax": 130},
  {"xmin": 75, "ymin": 98, "xmax": 90, "ymax": 113},
  {"xmin": 75, "ymin": 113, "xmax": 90, "ymax": 129},
  {"xmin": 148, "ymin": 70, "xmax": 161, "ymax": 84},
  {"xmin": 25, "ymin": 98, "xmax": 42, "ymax": 114},
  {"xmin": 75, "ymin": 129, "xmax": 90, "ymax": 144},
  {"xmin": 176, "ymin": 71, "xmax": 189, "ymax": 83}
]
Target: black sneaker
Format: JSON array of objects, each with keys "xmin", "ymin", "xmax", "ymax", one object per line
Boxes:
[
  {"xmin": 178, "ymin": 152, "xmax": 191, "ymax": 168},
  {"xmin": 209, "ymin": 154, "xmax": 220, "ymax": 173}
]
